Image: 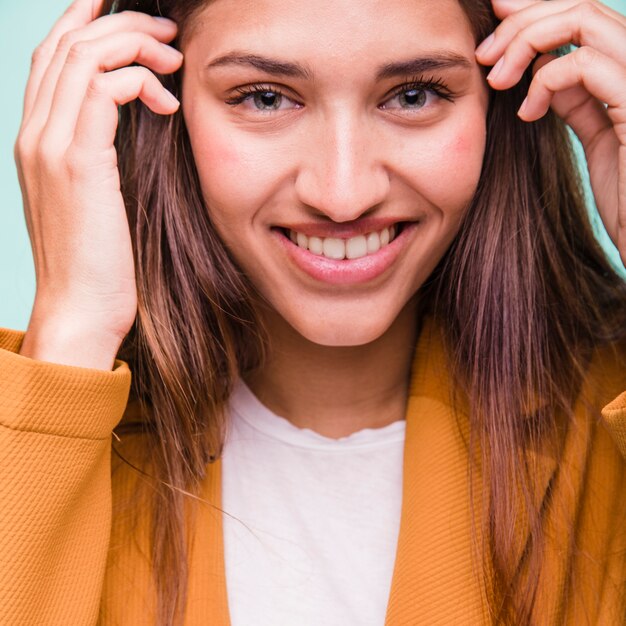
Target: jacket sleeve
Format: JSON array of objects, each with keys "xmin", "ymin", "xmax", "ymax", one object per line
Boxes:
[
  {"xmin": 0, "ymin": 328, "xmax": 131, "ymax": 625},
  {"xmin": 602, "ymin": 390, "xmax": 626, "ymax": 461}
]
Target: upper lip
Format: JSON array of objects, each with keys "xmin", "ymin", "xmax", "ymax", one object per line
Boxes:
[{"xmin": 276, "ymin": 217, "xmax": 414, "ymax": 239}]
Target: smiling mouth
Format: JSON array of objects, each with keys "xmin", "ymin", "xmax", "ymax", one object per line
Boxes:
[{"xmin": 282, "ymin": 223, "xmax": 405, "ymax": 261}]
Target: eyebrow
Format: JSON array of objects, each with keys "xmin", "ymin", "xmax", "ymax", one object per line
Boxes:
[
  {"xmin": 206, "ymin": 53, "xmax": 312, "ymax": 79},
  {"xmin": 375, "ymin": 53, "xmax": 472, "ymax": 80},
  {"xmin": 205, "ymin": 51, "xmax": 473, "ymax": 81}
]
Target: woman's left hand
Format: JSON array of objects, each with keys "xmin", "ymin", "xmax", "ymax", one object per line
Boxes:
[{"xmin": 475, "ymin": 0, "xmax": 626, "ymax": 267}]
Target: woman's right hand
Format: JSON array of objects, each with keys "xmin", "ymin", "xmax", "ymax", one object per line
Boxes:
[{"xmin": 15, "ymin": 0, "xmax": 183, "ymax": 370}]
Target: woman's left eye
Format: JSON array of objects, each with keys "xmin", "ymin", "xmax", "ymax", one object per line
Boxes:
[
  {"xmin": 386, "ymin": 88, "xmax": 429, "ymax": 109},
  {"xmin": 227, "ymin": 87, "xmax": 300, "ymax": 112},
  {"xmin": 380, "ymin": 82, "xmax": 454, "ymax": 112}
]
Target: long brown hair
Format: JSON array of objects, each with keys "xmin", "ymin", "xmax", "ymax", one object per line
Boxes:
[{"xmin": 105, "ymin": 0, "xmax": 626, "ymax": 624}]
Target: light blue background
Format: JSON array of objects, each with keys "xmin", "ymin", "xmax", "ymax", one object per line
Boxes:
[{"xmin": 1, "ymin": 0, "xmax": 625, "ymax": 330}]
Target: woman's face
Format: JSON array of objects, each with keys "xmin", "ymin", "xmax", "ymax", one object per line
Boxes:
[{"xmin": 181, "ymin": 0, "xmax": 489, "ymax": 346}]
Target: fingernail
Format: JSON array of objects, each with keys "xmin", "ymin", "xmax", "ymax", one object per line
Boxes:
[
  {"xmin": 487, "ymin": 56, "xmax": 505, "ymax": 82},
  {"xmin": 476, "ymin": 33, "xmax": 495, "ymax": 57},
  {"xmin": 161, "ymin": 43, "xmax": 183, "ymax": 59},
  {"xmin": 517, "ymin": 97, "xmax": 528, "ymax": 118},
  {"xmin": 154, "ymin": 16, "xmax": 177, "ymax": 27},
  {"xmin": 163, "ymin": 89, "xmax": 180, "ymax": 107}
]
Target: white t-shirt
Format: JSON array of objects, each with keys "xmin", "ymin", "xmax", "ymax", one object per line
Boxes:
[{"xmin": 221, "ymin": 380, "xmax": 406, "ymax": 626}]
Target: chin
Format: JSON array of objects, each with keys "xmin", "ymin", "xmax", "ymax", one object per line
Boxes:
[{"xmin": 282, "ymin": 306, "xmax": 401, "ymax": 347}]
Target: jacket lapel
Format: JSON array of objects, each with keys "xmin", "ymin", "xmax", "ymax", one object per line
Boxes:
[
  {"xmin": 384, "ymin": 321, "xmax": 562, "ymax": 625},
  {"xmin": 384, "ymin": 322, "xmax": 490, "ymax": 624},
  {"xmin": 186, "ymin": 457, "xmax": 231, "ymax": 625}
]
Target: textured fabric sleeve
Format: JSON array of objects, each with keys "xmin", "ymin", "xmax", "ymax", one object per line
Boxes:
[
  {"xmin": 602, "ymin": 390, "xmax": 626, "ymax": 461},
  {"xmin": 0, "ymin": 328, "xmax": 131, "ymax": 625}
]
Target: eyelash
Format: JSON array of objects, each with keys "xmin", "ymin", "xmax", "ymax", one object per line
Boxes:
[{"xmin": 225, "ymin": 75, "xmax": 456, "ymax": 109}]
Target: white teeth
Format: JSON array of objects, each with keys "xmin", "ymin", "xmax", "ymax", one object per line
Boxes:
[
  {"xmin": 296, "ymin": 232, "xmax": 308, "ymax": 249},
  {"xmin": 366, "ymin": 232, "xmax": 381, "ymax": 254},
  {"xmin": 308, "ymin": 236, "xmax": 323, "ymax": 255},
  {"xmin": 346, "ymin": 235, "xmax": 367, "ymax": 260},
  {"xmin": 288, "ymin": 224, "xmax": 399, "ymax": 260},
  {"xmin": 380, "ymin": 227, "xmax": 390, "ymax": 247},
  {"xmin": 323, "ymin": 237, "xmax": 346, "ymax": 260}
]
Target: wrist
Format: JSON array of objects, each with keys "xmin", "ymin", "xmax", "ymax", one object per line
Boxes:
[{"xmin": 20, "ymin": 314, "xmax": 125, "ymax": 371}]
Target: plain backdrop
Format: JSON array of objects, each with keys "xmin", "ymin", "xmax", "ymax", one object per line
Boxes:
[{"xmin": 1, "ymin": 0, "xmax": 625, "ymax": 330}]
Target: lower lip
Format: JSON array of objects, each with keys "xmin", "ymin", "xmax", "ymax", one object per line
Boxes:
[{"xmin": 273, "ymin": 223, "xmax": 418, "ymax": 286}]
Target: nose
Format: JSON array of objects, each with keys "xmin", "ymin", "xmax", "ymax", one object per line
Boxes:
[{"xmin": 294, "ymin": 112, "xmax": 390, "ymax": 222}]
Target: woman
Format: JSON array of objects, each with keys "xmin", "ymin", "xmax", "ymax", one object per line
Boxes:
[{"xmin": 1, "ymin": 0, "xmax": 625, "ymax": 624}]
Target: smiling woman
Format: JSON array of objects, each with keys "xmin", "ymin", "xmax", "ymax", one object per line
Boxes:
[{"xmin": 1, "ymin": 0, "xmax": 626, "ymax": 625}]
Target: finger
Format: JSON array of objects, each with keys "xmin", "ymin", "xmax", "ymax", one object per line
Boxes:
[
  {"xmin": 519, "ymin": 48, "xmax": 625, "ymax": 244},
  {"xmin": 483, "ymin": 6, "xmax": 626, "ymax": 90},
  {"xmin": 70, "ymin": 66, "xmax": 179, "ymax": 153},
  {"xmin": 489, "ymin": 0, "xmax": 626, "ymax": 26},
  {"xmin": 41, "ymin": 32, "xmax": 183, "ymax": 149},
  {"xmin": 476, "ymin": 0, "xmax": 626, "ymax": 65},
  {"xmin": 26, "ymin": 12, "xmax": 177, "ymax": 134},
  {"xmin": 530, "ymin": 53, "xmax": 613, "ymax": 150},
  {"xmin": 519, "ymin": 47, "xmax": 626, "ymax": 129},
  {"xmin": 24, "ymin": 0, "xmax": 107, "ymax": 121}
]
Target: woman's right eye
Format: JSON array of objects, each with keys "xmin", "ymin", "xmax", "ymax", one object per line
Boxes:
[{"xmin": 226, "ymin": 86, "xmax": 302, "ymax": 112}]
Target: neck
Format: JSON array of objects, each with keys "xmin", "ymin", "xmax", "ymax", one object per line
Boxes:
[{"xmin": 244, "ymin": 298, "xmax": 420, "ymax": 439}]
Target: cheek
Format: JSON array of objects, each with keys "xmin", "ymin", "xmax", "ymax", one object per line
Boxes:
[
  {"xmin": 446, "ymin": 129, "xmax": 485, "ymax": 205},
  {"xmin": 404, "ymin": 120, "xmax": 485, "ymax": 218},
  {"xmin": 450, "ymin": 133, "xmax": 476, "ymax": 158},
  {"xmin": 184, "ymin": 116, "xmax": 284, "ymax": 231},
  {"xmin": 189, "ymin": 135, "xmax": 255, "ymax": 212}
]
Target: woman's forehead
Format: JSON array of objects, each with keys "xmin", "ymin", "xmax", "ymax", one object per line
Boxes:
[
  {"xmin": 183, "ymin": 0, "xmax": 476, "ymax": 72},
  {"xmin": 185, "ymin": 0, "xmax": 474, "ymax": 51}
]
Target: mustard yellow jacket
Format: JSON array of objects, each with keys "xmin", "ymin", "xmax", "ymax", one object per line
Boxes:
[{"xmin": 1, "ymin": 322, "xmax": 625, "ymax": 625}]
